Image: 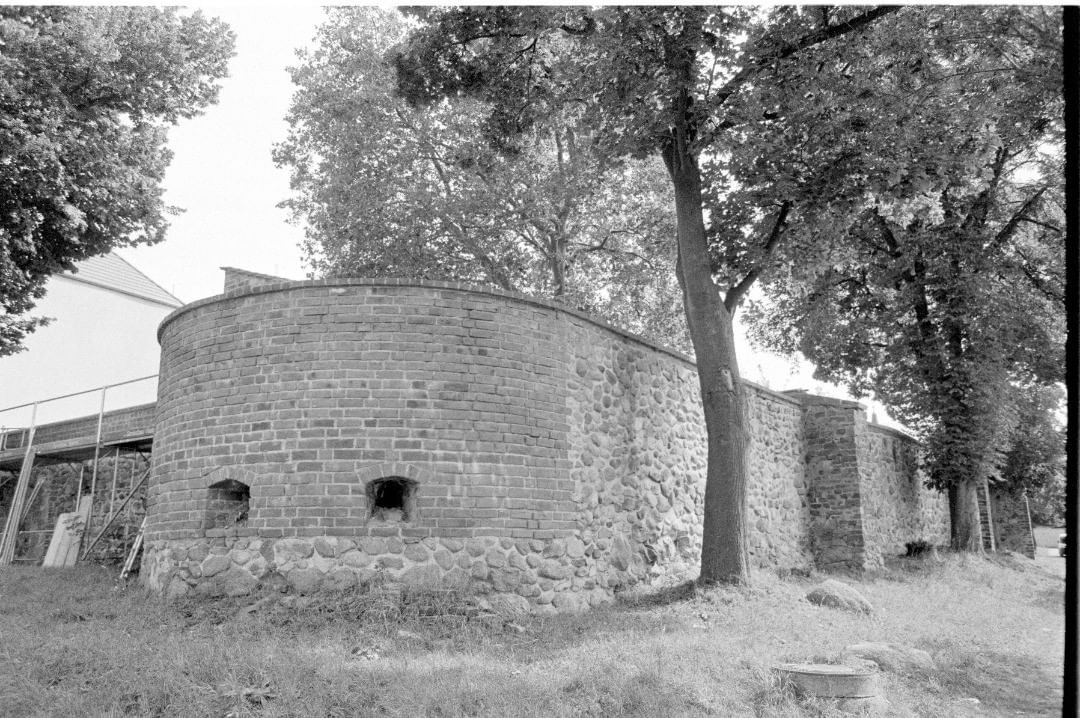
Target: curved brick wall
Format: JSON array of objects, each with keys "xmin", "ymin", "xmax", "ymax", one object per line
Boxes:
[
  {"xmin": 144, "ymin": 280, "xmax": 716, "ymax": 609},
  {"xmin": 142, "ymin": 278, "xmax": 946, "ymax": 607}
]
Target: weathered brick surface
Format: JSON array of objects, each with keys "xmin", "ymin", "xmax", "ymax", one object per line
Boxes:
[
  {"xmin": 1, "ymin": 403, "xmax": 155, "ymax": 451},
  {"xmin": 149, "ymin": 280, "xmax": 576, "ymax": 545},
  {"xmin": 800, "ymin": 395, "xmax": 870, "ymax": 570},
  {"xmin": 142, "ymin": 278, "xmax": 950, "ymax": 605}
]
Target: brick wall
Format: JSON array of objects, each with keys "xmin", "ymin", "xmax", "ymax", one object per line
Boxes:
[
  {"xmin": 800, "ymin": 395, "xmax": 870, "ymax": 570},
  {"xmin": 1, "ymin": 403, "xmax": 154, "ymax": 450},
  {"xmin": 798, "ymin": 395, "xmax": 949, "ymax": 571},
  {"xmin": 143, "ymin": 278, "xmax": 950, "ymax": 605},
  {"xmin": 149, "ymin": 280, "xmax": 577, "ymax": 546}
]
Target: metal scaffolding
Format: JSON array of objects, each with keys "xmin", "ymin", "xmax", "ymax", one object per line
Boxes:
[{"xmin": 0, "ymin": 375, "xmax": 157, "ymax": 566}]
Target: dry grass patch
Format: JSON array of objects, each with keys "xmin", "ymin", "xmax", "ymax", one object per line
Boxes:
[{"xmin": 0, "ymin": 552, "xmax": 1063, "ymax": 717}]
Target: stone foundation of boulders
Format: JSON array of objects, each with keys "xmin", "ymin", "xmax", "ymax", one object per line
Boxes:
[{"xmin": 143, "ymin": 529, "xmax": 683, "ymax": 612}]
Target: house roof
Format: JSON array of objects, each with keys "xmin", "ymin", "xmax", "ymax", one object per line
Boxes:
[{"xmin": 62, "ymin": 253, "xmax": 182, "ymax": 308}]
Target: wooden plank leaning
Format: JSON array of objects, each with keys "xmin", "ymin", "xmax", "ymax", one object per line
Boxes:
[
  {"xmin": 0, "ymin": 448, "xmax": 37, "ymax": 565},
  {"xmin": 42, "ymin": 495, "xmax": 93, "ymax": 568},
  {"xmin": 120, "ymin": 516, "xmax": 148, "ymax": 580},
  {"xmin": 80, "ymin": 466, "xmax": 150, "ymax": 561}
]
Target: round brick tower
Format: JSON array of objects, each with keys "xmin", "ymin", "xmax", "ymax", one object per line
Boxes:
[{"xmin": 141, "ymin": 279, "xmax": 714, "ymax": 609}]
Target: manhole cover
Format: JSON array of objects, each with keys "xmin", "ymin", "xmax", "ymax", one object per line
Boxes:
[{"xmin": 773, "ymin": 663, "xmax": 880, "ymax": 698}]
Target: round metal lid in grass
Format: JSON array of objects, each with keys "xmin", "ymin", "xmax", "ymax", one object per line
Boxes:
[{"xmin": 773, "ymin": 663, "xmax": 881, "ymax": 698}]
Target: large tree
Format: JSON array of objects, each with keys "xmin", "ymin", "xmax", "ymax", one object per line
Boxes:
[
  {"xmin": 395, "ymin": 6, "xmax": 901, "ymax": 583},
  {"xmin": 275, "ymin": 8, "xmax": 688, "ymax": 350},
  {"xmin": 731, "ymin": 6, "xmax": 1064, "ymax": 550},
  {"xmin": 0, "ymin": 7, "xmax": 234, "ymax": 356}
]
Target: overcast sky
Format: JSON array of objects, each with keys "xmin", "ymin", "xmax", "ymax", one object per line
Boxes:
[
  {"xmin": 110, "ymin": 5, "xmax": 871, "ymax": 409},
  {"xmin": 119, "ymin": 5, "xmax": 325, "ymax": 303}
]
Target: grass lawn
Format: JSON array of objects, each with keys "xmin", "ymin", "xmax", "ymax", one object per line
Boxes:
[{"xmin": 0, "ymin": 552, "xmax": 1063, "ymax": 717}]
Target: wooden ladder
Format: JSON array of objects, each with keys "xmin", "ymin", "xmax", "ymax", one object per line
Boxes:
[
  {"xmin": 0, "ymin": 448, "xmax": 37, "ymax": 565},
  {"xmin": 976, "ymin": 480, "xmax": 996, "ymax": 552},
  {"xmin": 120, "ymin": 517, "xmax": 147, "ymax": 580}
]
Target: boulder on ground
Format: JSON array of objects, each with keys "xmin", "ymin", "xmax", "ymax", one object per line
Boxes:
[
  {"xmin": 165, "ymin": 576, "xmax": 191, "ymax": 601},
  {"xmin": 286, "ymin": 567, "xmax": 323, "ymax": 595},
  {"xmin": 219, "ymin": 566, "xmax": 258, "ymax": 597},
  {"xmin": 805, "ymin": 579, "xmax": 873, "ymax": 614},
  {"xmin": 843, "ymin": 642, "xmax": 936, "ymax": 673},
  {"xmin": 487, "ymin": 593, "xmax": 531, "ymax": 615}
]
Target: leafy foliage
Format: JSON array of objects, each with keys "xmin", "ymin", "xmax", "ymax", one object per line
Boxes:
[
  {"xmin": 0, "ymin": 7, "xmax": 234, "ymax": 355},
  {"xmin": 275, "ymin": 8, "xmax": 688, "ymax": 350},
  {"xmin": 394, "ymin": 6, "xmax": 903, "ymax": 581},
  {"xmin": 734, "ymin": 7, "xmax": 1063, "ymax": 546},
  {"xmin": 1001, "ymin": 385, "xmax": 1065, "ymax": 493}
]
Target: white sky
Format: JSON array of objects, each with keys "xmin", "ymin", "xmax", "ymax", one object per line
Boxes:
[
  {"xmin": 111, "ymin": 5, "xmax": 883, "ymax": 418},
  {"xmin": 119, "ymin": 5, "xmax": 326, "ymax": 302}
]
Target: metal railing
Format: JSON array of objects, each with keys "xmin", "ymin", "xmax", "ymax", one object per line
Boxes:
[
  {"xmin": 0, "ymin": 375, "xmax": 158, "ymax": 565},
  {"xmin": 0, "ymin": 374, "xmax": 158, "ymax": 451}
]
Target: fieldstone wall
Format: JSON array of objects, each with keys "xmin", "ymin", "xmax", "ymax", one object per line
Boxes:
[
  {"xmin": 798, "ymin": 393, "xmax": 949, "ymax": 571},
  {"xmin": 858, "ymin": 424, "xmax": 951, "ymax": 567},
  {"xmin": 563, "ymin": 319, "xmax": 706, "ymax": 592},
  {"xmin": 743, "ymin": 385, "xmax": 812, "ymax": 568},
  {"xmin": 142, "ymin": 278, "xmax": 948, "ymax": 607},
  {"xmin": 1, "ymin": 451, "xmax": 149, "ymax": 564}
]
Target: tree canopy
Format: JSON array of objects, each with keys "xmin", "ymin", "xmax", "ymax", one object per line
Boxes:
[
  {"xmin": 275, "ymin": 8, "xmax": 688, "ymax": 351},
  {"xmin": 734, "ymin": 6, "xmax": 1063, "ymax": 548},
  {"xmin": 0, "ymin": 6, "xmax": 234, "ymax": 356},
  {"xmin": 395, "ymin": 5, "xmax": 908, "ymax": 581}
]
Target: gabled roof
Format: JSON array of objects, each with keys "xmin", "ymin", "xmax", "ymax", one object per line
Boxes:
[{"xmin": 62, "ymin": 253, "xmax": 182, "ymax": 308}]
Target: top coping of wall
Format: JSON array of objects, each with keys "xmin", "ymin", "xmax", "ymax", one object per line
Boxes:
[
  {"xmin": 158, "ymin": 276, "xmax": 854, "ymax": 412},
  {"xmin": 865, "ymin": 421, "xmax": 918, "ymax": 442}
]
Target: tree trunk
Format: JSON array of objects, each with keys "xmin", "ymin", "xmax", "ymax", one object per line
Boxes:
[
  {"xmin": 663, "ymin": 141, "xmax": 750, "ymax": 585},
  {"xmin": 948, "ymin": 479, "xmax": 983, "ymax": 552}
]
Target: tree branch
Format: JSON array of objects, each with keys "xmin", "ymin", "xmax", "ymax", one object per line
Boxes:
[
  {"xmin": 708, "ymin": 6, "xmax": 902, "ymax": 108},
  {"xmin": 1012, "ymin": 246, "xmax": 1065, "ymax": 305},
  {"xmin": 723, "ymin": 200, "xmax": 791, "ymax": 313},
  {"xmin": 1017, "ymin": 216, "xmax": 1062, "ymax": 233},
  {"xmin": 993, "ymin": 188, "xmax": 1046, "ymax": 247},
  {"xmin": 870, "ymin": 210, "xmax": 904, "ymax": 258}
]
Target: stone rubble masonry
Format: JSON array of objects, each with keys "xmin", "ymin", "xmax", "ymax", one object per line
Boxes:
[
  {"xmin": 142, "ymin": 278, "xmax": 949, "ymax": 607},
  {"xmin": 7, "ymin": 452, "xmax": 150, "ymax": 564},
  {"xmin": 858, "ymin": 423, "xmax": 950, "ymax": 566},
  {"xmin": 795, "ymin": 391, "xmax": 950, "ymax": 571}
]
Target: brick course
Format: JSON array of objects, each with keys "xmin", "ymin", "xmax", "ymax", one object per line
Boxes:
[{"xmin": 141, "ymin": 278, "xmax": 950, "ymax": 606}]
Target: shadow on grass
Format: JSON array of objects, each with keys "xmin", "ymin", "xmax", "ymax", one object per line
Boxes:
[
  {"xmin": 924, "ymin": 647, "xmax": 1062, "ymax": 715},
  {"xmin": 615, "ymin": 579, "xmax": 699, "ymax": 608}
]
